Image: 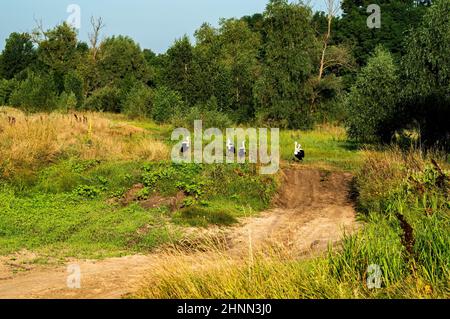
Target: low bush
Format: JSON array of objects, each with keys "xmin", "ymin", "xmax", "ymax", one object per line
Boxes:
[
  {"xmin": 122, "ymin": 84, "xmax": 153, "ymax": 118},
  {"xmin": 0, "ymin": 78, "xmax": 18, "ymax": 105},
  {"xmin": 152, "ymin": 86, "xmax": 184, "ymax": 123},
  {"xmin": 9, "ymin": 71, "xmax": 58, "ymax": 112},
  {"xmin": 84, "ymin": 86, "xmax": 122, "ymax": 112}
]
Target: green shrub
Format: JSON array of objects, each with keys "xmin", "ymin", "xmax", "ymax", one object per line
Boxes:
[
  {"xmin": 122, "ymin": 84, "xmax": 153, "ymax": 118},
  {"xmin": 74, "ymin": 185, "xmax": 101, "ymax": 199},
  {"xmin": 170, "ymin": 96, "xmax": 233, "ymax": 129},
  {"xmin": 345, "ymin": 47, "xmax": 400, "ymax": 142},
  {"xmin": 152, "ymin": 86, "xmax": 184, "ymax": 123},
  {"xmin": 0, "ymin": 78, "xmax": 18, "ymax": 105},
  {"xmin": 64, "ymin": 71, "xmax": 84, "ymax": 108},
  {"xmin": 84, "ymin": 86, "xmax": 121, "ymax": 112},
  {"xmin": 9, "ymin": 71, "xmax": 58, "ymax": 111},
  {"xmin": 58, "ymin": 91, "xmax": 77, "ymax": 111}
]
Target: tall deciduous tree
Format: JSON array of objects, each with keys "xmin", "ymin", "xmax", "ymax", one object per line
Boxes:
[
  {"xmin": 37, "ymin": 23, "xmax": 79, "ymax": 74},
  {"xmin": 162, "ymin": 35, "xmax": 196, "ymax": 105},
  {"xmin": 35, "ymin": 23, "xmax": 83, "ymax": 93},
  {"xmin": 219, "ymin": 18, "xmax": 261, "ymax": 121},
  {"xmin": 97, "ymin": 35, "xmax": 151, "ymax": 87},
  {"xmin": 402, "ymin": 0, "xmax": 450, "ymax": 148},
  {"xmin": 0, "ymin": 32, "xmax": 37, "ymax": 79},
  {"xmin": 192, "ymin": 23, "xmax": 229, "ymax": 109},
  {"xmin": 254, "ymin": 0, "xmax": 320, "ymax": 129},
  {"xmin": 337, "ymin": 0, "xmax": 428, "ymax": 65},
  {"xmin": 345, "ymin": 47, "xmax": 399, "ymax": 142}
]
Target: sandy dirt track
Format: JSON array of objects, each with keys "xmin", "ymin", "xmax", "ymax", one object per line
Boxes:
[{"xmin": 0, "ymin": 167, "xmax": 358, "ymax": 299}]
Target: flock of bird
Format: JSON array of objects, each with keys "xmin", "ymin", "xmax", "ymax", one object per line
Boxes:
[{"xmin": 180, "ymin": 137, "xmax": 305, "ymax": 162}]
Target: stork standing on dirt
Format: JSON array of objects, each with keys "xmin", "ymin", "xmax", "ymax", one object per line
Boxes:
[{"xmin": 294, "ymin": 142, "xmax": 305, "ymax": 161}]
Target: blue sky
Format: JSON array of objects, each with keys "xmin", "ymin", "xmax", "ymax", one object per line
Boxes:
[{"xmin": 0, "ymin": 0, "xmax": 327, "ymax": 54}]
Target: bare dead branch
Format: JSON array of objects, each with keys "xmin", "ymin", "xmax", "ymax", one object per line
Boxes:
[{"xmin": 88, "ymin": 16, "xmax": 105, "ymax": 60}]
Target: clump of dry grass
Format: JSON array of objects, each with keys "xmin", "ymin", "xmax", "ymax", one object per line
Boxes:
[
  {"xmin": 133, "ymin": 244, "xmax": 446, "ymax": 299},
  {"xmin": 133, "ymin": 245, "xmax": 327, "ymax": 299},
  {"xmin": 0, "ymin": 107, "xmax": 169, "ymax": 179}
]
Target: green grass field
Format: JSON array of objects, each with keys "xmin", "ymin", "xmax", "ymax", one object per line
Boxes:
[{"xmin": 280, "ymin": 125, "xmax": 362, "ymax": 171}]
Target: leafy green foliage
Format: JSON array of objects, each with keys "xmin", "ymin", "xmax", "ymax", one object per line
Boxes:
[
  {"xmin": 254, "ymin": 0, "xmax": 320, "ymax": 129},
  {"xmin": 36, "ymin": 23, "xmax": 82, "ymax": 93},
  {"xmin": 401, "ymin": 0, "xmax": 450, "ymax": 149},
  {"xmin": 162, "ymin": 35, "xmax": 196, "ymax": 105},
  {"xmin": 9, "ymin": 71, "xmax": 58, "ymax": 112},
  {"xmin": 97, "ymin": 36, "xmax": 151, "ymax": 88},
  {"xmin": 345, "ymin": 47, "xmax": 399, "ymax": 142},
  {"xmin": 84, "ymin": 86, "xmax": 121, "ymax": 112},
  {"xmin": 171, "ymin": 97, "xmax": 233, "ymax": 129},
  {"xmin": 64, "ymin": 71, "xmax": 84, "ymax": 108},
  {"xmin": 57, "ymin": 91, "xmax": 77, "ymax": 111},
  {"xmin": 151, "ymin": 86, "xmax": 184, "ymax": 123},
  {"xmin": 337, "ymin": 0, "xmax": 427, "ymax": 65},
  {"xmin": 0, "ymin": 78, "xmax": 18, "ymax": 105},
  {"xmin": 217, "ymin": 18, "xmax": 261, "ymax": 122},
  {"xmin": 122, "ymin": 84, "xmax": 153, "ymax": 118},
  {"xmin": 0, "ymin": 32, "xmax": 36, "ymax": 79},
  {"xmin": 74, "ymin": 185, "xmax": 101, "ymax": 199}
]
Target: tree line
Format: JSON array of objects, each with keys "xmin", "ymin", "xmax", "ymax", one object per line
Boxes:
[{"xmin": 0, "ymin": 0, "xmax": 448, "ymax": 149}]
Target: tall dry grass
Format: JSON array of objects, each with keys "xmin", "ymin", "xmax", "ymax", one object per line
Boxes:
[
  {"xmin": 356, "ymin": 146, "xmax": 448, "ymax": 213},
  {"xmin": 133, "ymin": 243, "xmax": 447, "ymax": 299},
  {"xmin": 0, "ymin": 107, "xmax": 169, "ymax": 179}
]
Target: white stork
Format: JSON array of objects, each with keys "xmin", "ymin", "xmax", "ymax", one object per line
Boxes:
[{"xmin": 294, "ymin": 141, "xmax": 305, "ymax": 161}]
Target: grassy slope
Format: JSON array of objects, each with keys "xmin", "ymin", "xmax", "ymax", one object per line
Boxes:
[
  {"xmin": 0, "ymin": 110, "xmax": 284, "ymax": 258},
  {"xmin": 0, "ymin": 110, "xmax": 358, "ymax": 259}
]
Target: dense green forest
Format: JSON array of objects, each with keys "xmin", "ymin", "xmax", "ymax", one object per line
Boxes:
[{"xmin": 0, "ymin": 0, "xmax": 448, "ymax": 149}]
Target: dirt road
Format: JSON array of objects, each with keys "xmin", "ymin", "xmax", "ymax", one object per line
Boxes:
[{"xmin": 0, "ymin": 167, "xmax": 358, "ymax": 299}]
